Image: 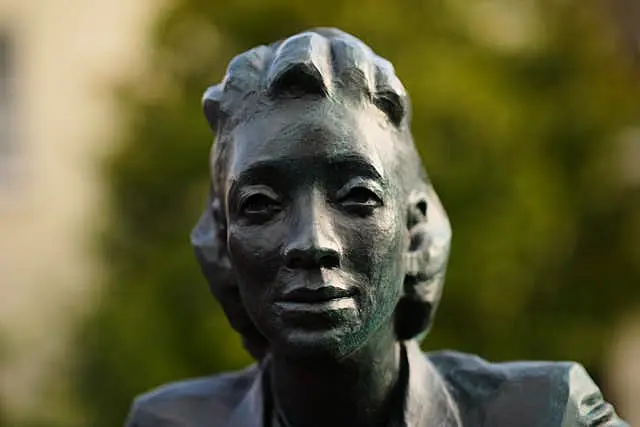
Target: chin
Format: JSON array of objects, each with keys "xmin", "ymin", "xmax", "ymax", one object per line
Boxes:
[{"xmin": 269, "ymin": 323, "xmax": 365, "ymax": 360}]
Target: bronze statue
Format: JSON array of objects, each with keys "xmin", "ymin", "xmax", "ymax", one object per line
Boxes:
[{"xmin": 124, "ymin": 28, "xmax": 627, "ymax": 427}]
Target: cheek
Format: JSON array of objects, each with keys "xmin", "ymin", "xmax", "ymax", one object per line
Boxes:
[
  {"xmin": 374, "ymin": 208, "xmax": 404, "ymax": 262},
  {"xmin": 227, "ymin": 225, "xmax": 283, "ymax": 281},
  {"xmin": 339, "ymin": 207, "xmax": 405, "ymax": 281}
]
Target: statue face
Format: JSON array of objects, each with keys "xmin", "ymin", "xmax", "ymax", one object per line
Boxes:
[{"xmin": 224, "ymin": 99, "xmax": 407, "ymax": 358}]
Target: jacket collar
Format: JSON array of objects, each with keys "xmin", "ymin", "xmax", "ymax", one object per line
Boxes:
[
  {"xmin": 224, "ymin": 341, "xmax": 461, "ymax": 427},
  {"xmin": 403, "ymin": 340, "xmax": 461, "ymax": 427}
]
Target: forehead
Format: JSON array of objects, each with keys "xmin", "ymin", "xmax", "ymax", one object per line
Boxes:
[{"xmin": 226, "ymin": 99, "xmax": 400, "ymax": 182}]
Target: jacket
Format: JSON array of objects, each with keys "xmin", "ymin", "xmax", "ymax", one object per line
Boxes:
[{"xmin": 124, "ymin": 341, "xmax": 627, "ymax": 427}]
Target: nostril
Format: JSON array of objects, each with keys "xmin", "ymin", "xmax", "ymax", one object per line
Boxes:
[
  {"xmin": 318, "ymin": 252, "xmax": 340, "ymax": 269},
  {"xmin": 284, "ymin": 247, "xmax": 341, "ymax": 269},
  {"xmin": 284, "ymin": 248, "xmax": 306, "ymax": 269},
  {"xmin": 287, "ymin": 255, "xmax": 305, "ymax": 269}
]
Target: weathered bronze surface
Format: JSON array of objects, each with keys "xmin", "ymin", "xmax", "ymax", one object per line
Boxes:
[{"xmin": 124, "ymin": 28, "xmax": 627, "ymax": 427}]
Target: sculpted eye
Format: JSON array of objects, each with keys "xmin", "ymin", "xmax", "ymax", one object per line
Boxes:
[
  {"xmin": 240, "ymin": 193, "xmax": 281, "ymax": 220},
  {"xmin": 338, "ymin": 187, "xmax": 383, "ymax": 216},
  {"xmin": 341, "ymin": 187, "xmax": 381, "ymax": 205}
]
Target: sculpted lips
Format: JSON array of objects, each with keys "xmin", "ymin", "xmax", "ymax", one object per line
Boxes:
[{"xmin": 279, "ymin": 286, "xmax": 356, "ymax": 304}]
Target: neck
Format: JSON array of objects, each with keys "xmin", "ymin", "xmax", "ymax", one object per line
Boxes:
[{"xmin": 268, "ymin": 324, "xmax": 404, "ymax": 427}]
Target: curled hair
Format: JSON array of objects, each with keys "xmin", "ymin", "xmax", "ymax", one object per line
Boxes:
[
  {"xmin": 203, "ymin": 28, "xmax": 408, "ymax": 131},
  {"xmin": 193, "ymin": 28, "xmax": 450, "ymax": 360}
]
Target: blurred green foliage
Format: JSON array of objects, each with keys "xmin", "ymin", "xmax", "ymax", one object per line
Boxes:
[{"xmin": 73, "ymin": 1, "xmax": 640, "ymax": 426}]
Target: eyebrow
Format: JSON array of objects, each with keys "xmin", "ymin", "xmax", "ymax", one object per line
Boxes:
[
  {"xmin": 228, "ymin": 153, "xmax": 386, "ymax": 193},
  {"xmin": 325, "ymin": 154, "xmax": 385, "ymax": 182}
]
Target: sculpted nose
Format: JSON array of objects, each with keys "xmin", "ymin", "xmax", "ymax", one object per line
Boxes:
[{"xmin": 283, "ymin": 200, "xmax": 342, "ymax": 270}]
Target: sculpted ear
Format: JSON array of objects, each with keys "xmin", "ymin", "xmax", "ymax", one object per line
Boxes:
[
  {"xmin": 395, "ymin": 186, "xmax": 452, "ymax": 341},
  {"xmin": 191, "ymin": 193, "xmax": 268, "ymax": 360}
]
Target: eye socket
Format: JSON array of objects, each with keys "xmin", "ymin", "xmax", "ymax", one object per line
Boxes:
[
  {"xmin": 341, "ymin": 187, "xmax": 381, "ymax": 205},
  {"xmin": 338, "ymin": 186, "xmax": 383, "ymax": 216},
  {"xmin": 239, "ymin": 193, "xmax": 281, "ymax": 221}
]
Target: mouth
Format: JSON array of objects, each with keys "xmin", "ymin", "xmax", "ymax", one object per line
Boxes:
[
  {"xmin": 279, "ymin": 286, "xmax": 356, "ymax": 304},
  {"xmin": 274, "ymin": 285, "xmax": 359, "ymax": 328}
]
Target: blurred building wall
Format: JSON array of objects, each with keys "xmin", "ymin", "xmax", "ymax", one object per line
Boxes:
[
  {"xmin": 0, "ymin": 0, "xmax": 161, "ymax": 419},
  {"xmin": 611, "ymin": 127, "xmax": 640, "ymax": 425},
  {"xmin": 610, "ymin": 314, "xmax": 640, "ymax": 425}
]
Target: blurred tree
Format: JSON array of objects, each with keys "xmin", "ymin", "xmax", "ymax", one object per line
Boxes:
[{"xmin": 73, "ymin": 1, "xmax": 640, "ymax": 426}]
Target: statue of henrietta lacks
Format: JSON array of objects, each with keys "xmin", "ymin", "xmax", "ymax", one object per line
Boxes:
[{"xmin": 124, "ymin": 28, "xmax": 628, "ymax": 427}]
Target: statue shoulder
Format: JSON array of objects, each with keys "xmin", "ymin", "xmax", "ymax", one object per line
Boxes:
[
  {"xmin": 426, "ymin": 351, "xmax": 627, "ymax": 427},
  {"xmin": 561, "ymin": 363, "xmax": 628, "ymax": 427},
  {"xmin": 123, "ymin": 364, "xmax": 260, "ymax": 427}
]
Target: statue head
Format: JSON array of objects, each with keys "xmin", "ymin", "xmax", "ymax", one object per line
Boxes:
[{"xmin": 191, "ymin": 28, "xmax": 451, "ymax": 360}]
